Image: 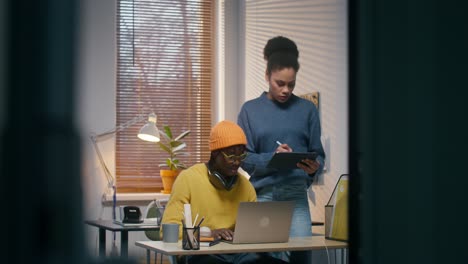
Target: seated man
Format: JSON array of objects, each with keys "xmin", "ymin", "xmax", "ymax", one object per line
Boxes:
[{"xmin": 161, "ymin": 120, "xmax": 286, "ymax": 264}]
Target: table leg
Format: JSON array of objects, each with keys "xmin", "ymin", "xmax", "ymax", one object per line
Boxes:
[
  {"xmin": 98, "ymin": 228, "xmax": 106, "ymax": 258},
  {"xmin": 146, "ymin": 249, "xmax": 150, "ymax": 264},
  {"xmin": 335, "ymin": 248, "xmax": 346, "ymax": 264},
  {"xmin": 121, "ymin": 231, "xmax": 128, "ymax": 258}
]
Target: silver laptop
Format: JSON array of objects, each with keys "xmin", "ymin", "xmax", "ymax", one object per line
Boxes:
[{"xmin": 228, "ymin": 201, "xmax": 294, "ymax": 244}]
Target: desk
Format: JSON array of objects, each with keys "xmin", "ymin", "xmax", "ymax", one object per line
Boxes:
[
  {"xmin": 85, "ymin": 220, "xmax": 160, "ymax": 259},
  {"xmin": 136, "ymin": 236, "xmax": 347, "ymax": 264}
]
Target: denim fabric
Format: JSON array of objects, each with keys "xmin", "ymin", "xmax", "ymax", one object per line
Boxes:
[
  {"xmin": 256, "ymin": 179, "xmax": 313, "ymax": 264},
  {"xmin": 187, "ymin": 252, "xmax": 287, "ymax": 264}
]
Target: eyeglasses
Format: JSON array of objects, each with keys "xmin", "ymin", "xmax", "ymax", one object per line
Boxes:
[{"xmin": 221, "ymin": 151, "xmax": 247, "ymax": 163}]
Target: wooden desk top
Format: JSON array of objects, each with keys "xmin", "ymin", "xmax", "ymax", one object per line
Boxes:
[{"xmin": 135, "ymin": 236, "xmax": 347, "ymax": 256}]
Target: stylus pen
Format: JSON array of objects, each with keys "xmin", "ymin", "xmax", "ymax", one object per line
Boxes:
[
  {"xmin": 209, "ymin": 238, "xmax": 222, "ymax": 247},
  {"xmin": 276, "ymin": 141, "xmax": 282, "ymax": 146}
]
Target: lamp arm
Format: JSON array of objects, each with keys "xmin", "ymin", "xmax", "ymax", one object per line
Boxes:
[
  {"xmin": 93, "ymin": 112, "xmax": 149, "ymax": 141},
  {"xmin": 90, "ymin": 110, "xmax": 156, "ymax": 186},
  {"xmin": 90, "ymin": 135, "xmax": 118, "ymax": 221},
  {"xmin": 90, "ymin": 135, "xmax": 115, "ymax": 188}
]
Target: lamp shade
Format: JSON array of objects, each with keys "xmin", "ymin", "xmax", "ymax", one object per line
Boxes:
[{"xmin": 138, "ymin": 112, "xmax": 160, "ymax": 142}]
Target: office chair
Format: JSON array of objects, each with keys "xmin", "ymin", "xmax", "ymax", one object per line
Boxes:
[
  {"xmin": 143, "ymin": 205, "xmax": 161, "ymax": 264},
  {"xmin": 144, "ymin": 200, "xmax": 179, "ymax": 264}
]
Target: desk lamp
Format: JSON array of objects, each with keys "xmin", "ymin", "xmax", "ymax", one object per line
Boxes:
[{"xmin": 90, "ymin": 112, "xmax": 161, "ymax": 221}]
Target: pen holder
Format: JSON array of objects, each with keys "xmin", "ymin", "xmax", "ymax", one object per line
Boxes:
[{"xmin": 182, "ymin": 226, "xmax": 200, "ymax": 250}]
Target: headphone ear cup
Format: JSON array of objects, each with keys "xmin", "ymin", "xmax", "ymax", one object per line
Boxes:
[
  {"xmin": 208, "ymin": 169, "xmax": 226, "ymax": 190},
  {"xmin": 225, "ymin": 174, "xmax": 238, "ymax": 190},
  {"xmin": 218, "ymin": 172, "xmax": 237, "ymax": 190},
  {"xmin": 207, "ymin": 164, "xmax": 238, "ymax": 191}
]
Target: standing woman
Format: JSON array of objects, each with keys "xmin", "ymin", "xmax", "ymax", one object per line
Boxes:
[{"xmin": 237, "ymin": 36, "xmax": 325, "ymax": 263}]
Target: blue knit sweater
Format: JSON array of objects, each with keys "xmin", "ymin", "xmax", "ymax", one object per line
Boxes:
[{"xmin": 237, "ymin": 92, "xmax": 325, "ymax": 189}]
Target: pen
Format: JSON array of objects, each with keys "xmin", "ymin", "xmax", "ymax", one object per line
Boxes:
[
  {"xmin": 182, "ymin": 218, "xmax": 195, "ymax": 249},
  {"xmin": 185, "ymin": 228, "xmax": 194, "ymax": 249},
  {"xmin": 195, "ymin": 217, "xmax": 205, "ymax": 228},
  {"xmin": 276, "ymin": 141, "xmax": 282, "ymax": 146},
  {"xmin": 193, "ymin": 213, "xmax": 199, "ymax": 228},
  {"xmin": 209, "ymin": 238, "xmax": 222, "ymax": 247}
]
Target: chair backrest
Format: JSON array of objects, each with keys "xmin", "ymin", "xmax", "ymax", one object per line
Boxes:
[
  {"xmin": 144, "ymin": 206, "xmax": 162, "ymax": 240},
  {"xmin": 144, "ymin": 198, "xmax": 168, "ymax": 241}
]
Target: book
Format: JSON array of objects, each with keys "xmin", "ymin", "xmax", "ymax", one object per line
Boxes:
[{"xmin": 200, "ymin": 237, "xmax": 221, "ymax": 247}]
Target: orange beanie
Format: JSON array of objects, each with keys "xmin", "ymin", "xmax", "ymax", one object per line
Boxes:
[{"xmin": 209, "ymin": 120, "xmax": 247, "ymax": 151}]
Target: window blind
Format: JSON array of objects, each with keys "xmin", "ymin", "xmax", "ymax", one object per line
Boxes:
[
  {"xmin": 244, "ymin": 0, "xmax": 347, "ymax": 101},
  {"xmin": 116, "ymin": 0, "xmax": 214, "ymax": 193}
]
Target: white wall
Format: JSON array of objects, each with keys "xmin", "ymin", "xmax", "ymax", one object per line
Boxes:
[
  {"xmin": 78, "ymin": 0, "xmax": 117, "ymax": 258},
  {"xmin": 78, "ymin": 1, "xmax": 171, "ymax": 260},
  {"xmin": 79, "ymin": 0, "xmax": 348, "ymax": 261}
]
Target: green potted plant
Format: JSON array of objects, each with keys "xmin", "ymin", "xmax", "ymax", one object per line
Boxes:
[{"xmin": 158, "ymin": 125, "xmax": 190, "ymax": 193}]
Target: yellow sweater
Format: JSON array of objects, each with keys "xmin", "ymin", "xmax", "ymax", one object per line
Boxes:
[{"xmin": 161, "ymin": 163, "xmax": 257, "ymax": 238}]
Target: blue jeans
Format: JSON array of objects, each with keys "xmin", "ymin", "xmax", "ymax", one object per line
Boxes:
[
  {"xmin": 187, "ymin": 252, "xmax": 287, "ymax": 264},
  {"xmin": 256, "ymin": 179, "xmax": 313, "ymax": 264}
]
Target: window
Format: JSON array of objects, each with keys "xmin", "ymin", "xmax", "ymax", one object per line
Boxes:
[{"xmin": 116, "ymin": 0, "xmax": 214, "ymax": 193}]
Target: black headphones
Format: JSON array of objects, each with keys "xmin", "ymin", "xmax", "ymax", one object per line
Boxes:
[{"xmin": 206, "ymin": 162, "xmax": 238, "ymax": 191}]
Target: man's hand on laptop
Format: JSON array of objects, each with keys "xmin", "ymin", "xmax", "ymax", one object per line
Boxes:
[{"xmin": 212, "ymin": 228, "xmax": 234, "ymax": 241}]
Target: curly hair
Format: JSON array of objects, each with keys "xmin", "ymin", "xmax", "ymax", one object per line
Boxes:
[{"xmin": 263, "ymin": 36, "xmax": 300, "ymax": 75}]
